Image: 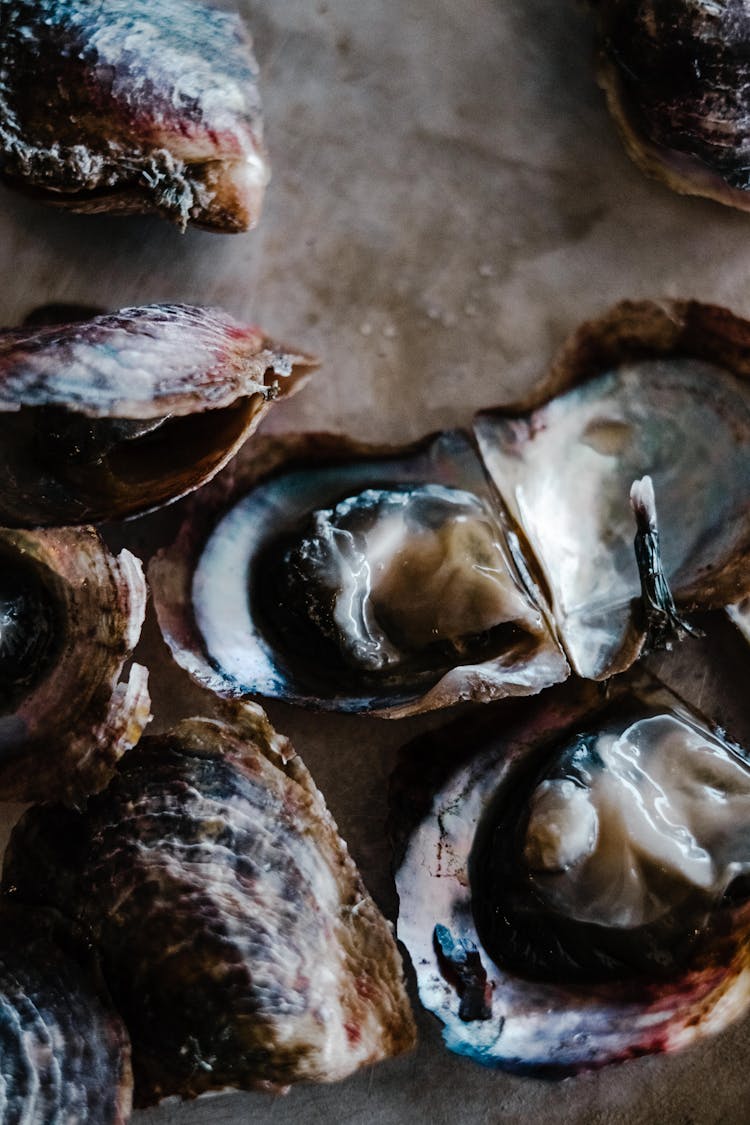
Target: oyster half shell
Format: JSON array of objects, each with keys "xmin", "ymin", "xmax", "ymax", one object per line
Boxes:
[
  {"xmin": 151, "ymin": 298, "xmax": 750, "ymax": 717},
  {"xmin": 594, "ymin": 0, "xmax": 750, "ymax": 211},
  {"xmin": 393, "ymin": 669, "xmax": 750, "ymax": 1074},
  {"xmin": 2, "ymin": 702, "xmax": 417, "ymax": 1105},
  {"xmin": 0, "ymin": 903, "xmax": 132, "ymax": 1123},
  {"xmin": 0, "ymin": 303, "xmax": 316, "ymax": 525},
  {"xmin": 1, "ymin": 0, "xmax": 269, "ymax": 231},
  {"xmin": 0, "ymin": 524, "xmax": 150, "ymax": 802}
]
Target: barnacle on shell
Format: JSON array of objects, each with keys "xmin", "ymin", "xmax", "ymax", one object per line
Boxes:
[
  {"xmin": 0, "ymin": 903, "xmax": 132, "ymax": 1123},
  {"xmin": 1, "ymin": 0, "xmax": 269, "ymax": 231},
  {"xmin": 595, "ymin": 0, "xmax": 750, "ymax": 211},
  {"xmin": 0, "ymin": 524, "xmax": 150, "ymax": 802},
  {"xmin": 0, "ymin": 303, "xmax": 316, "ymax": 526},
  {"xmin": 2, "ymin": 703, "xmax": 417, "ymax": 1106}
]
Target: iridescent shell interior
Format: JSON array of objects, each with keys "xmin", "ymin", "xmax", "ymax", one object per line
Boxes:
[{"xmin": 394, "ymin": 672, "xmax": 750, "ymax": 1074}]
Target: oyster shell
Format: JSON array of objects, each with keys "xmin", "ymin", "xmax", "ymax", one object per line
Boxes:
[
  {"xmin": 1, "ymin": 0, "xmax": 269, "ymax": 231},
  {"xmin": 0, "ymin": 524, "xmax": 150, "ymax": 802},
  {"xmin": 594, "ymin": 0, "xmax": 750, "ymax": 211},
  {"xmin": 0, "ymin": 303, "xmax": 316, "ymax": 526},
  {"xmin": 151, "ymin": 298, "xmax": 750, "ymax": 716},
  {"xmin": 0, "ymin": 903, "xmax": 132, "ymax": 1123},
  {"xmin": 393, "ymin": 670, "xmax": 750, "ymax": 1074},
  {"xmin": 2, "ymin": 703, "xmax": 417, "ymax": 1105}
]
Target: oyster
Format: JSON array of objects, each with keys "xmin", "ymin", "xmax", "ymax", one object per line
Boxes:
[
  {"xmin": 393, "ymin": 670, "xmax": 750, "ymax": 1074},
  {"xmin": 2, "ymin": 703, "xmax": 417, "ymax": 1105},
  {"xmin": 728, "ymin": 599, "xmax": 750, "ymax": 644},
  {"xmin": 594, "ymin": 0, "xmax": 750, "ymax": 211},
  {"xmin": 0, "ymin": 903, "xmax": 132, "ymax": 1122},
  {"xmin": 150, "ymin": 298, "xmax": 750, "ymax": 716},
  {"xmin": 1, "ymin": 0, "xmax": 269, "ymax": 231},
  {"xmin": 0, "ymin": 303, "xmax": 316, "ymax": 526},
  {"xmin": 0, "ymin": 524, "xmax": 150, "ymax": 802}
]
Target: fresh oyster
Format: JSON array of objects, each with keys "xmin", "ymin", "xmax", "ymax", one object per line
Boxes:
[
  {"xmin": 0, "ymin": 903, "xmax": 132, "ymax": 1122},
  {"xmin": 0, "ymin": 303, "xmax": 316, "ymax": 525},
  {"xmin": 1, "ymin": 0, "xmax": 269, "ymax": 231},
  {"xmin": 0, "ymin": 524, "xmax": 150, "ymax": 802},
  {"xmin": 150, "ymin": 298, "xmax": 750, "ymax": 716},
  {"xmin": 594, "ymin": 0, "xmax": 750, "ymax": 211},
  {"xmin": 393, "ymin": 670, "xmax": 750, "ymax": 1073},
  {"xmin": 2, "ymin": 703, "xmax": 417, "ymax": 1105}
]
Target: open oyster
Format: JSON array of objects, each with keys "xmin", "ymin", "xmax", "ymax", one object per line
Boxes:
[
  {"xmin": 594, "ymin": 1, "xmax": 750, "ymax": 211},
  {"xmin": 0, "ymin": 303, "xmax": 316, "ymax": 526},
  {"xmin": 393, "ymin": 670, "xmax": 750, "ymax": 1073},
  {"xmin": 151, "ymin": 298, "xmax": 750, "ymax": 716},
  {"xmin": 2, "ymin": 703, "xmax": 416, "ymax": 1105},
  {"xmin": 1, "ymin": 0, "xmax": 269, "ymax": 231},
  {"xmin": 0, "ymin": 903, "xmax": 132, "ymax": 1122},
  {"xmin": 0, "ymin": 524, "xmax": 150, "ymax": 802}
]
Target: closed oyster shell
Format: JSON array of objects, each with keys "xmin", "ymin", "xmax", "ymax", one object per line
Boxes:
[
  {"xmin": 2, "ymin": 702, "xmax": 417, "ymax": 1105},
  {"xmin": 594, "ymin": 0, "xmax": 750, "ymax": 211},
  {"xmin": 0, "ymin": 903, "xmax": 132, "ymax": 1123},
  {"xmin": 0, "ymin": 303, "xmax": 316, "ymax": 526},
  {"xmin": 393, "ymin": 668, "xmax": 750, "ymax": 1074},
  {"xmin": 1, "ymin": 0, "xmax": 269, "ymax": 231},
  {"xmin": 0, "ymin": 524, "xmax": 150, "ymax": 802}
]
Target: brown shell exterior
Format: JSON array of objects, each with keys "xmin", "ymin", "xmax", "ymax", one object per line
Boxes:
[
  {"xmin": 0, "ymin": 525, "xmax": 151, "ymax": 802},
  {"xmin": 2, "ymin": 703, "xmax": 416, "ymax": 1106}
]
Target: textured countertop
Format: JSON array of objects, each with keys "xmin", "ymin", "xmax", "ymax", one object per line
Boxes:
[{"xmin": 2, "ymin": 1, "xmax": 750, "ymax": 1121}]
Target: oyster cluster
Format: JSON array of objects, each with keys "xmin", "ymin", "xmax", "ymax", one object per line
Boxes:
[{"xmin": 1, "ymin": 0, "xmax": 270, "ymax": 230}]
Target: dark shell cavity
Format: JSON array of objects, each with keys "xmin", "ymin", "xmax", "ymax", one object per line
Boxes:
[
  {"xmin": 152, "ymin": 430, "xmax": 568, "ymax": 718},
  {"xmin": 0, "ymin": 525, "xmax": 150, "ymax": 803},
  {"xmin": 1, "ymin": 0, "xmax": 269, "ymax": 231},
  {"xmin": 0, "ymin": 903, "xmax": 132, "ymax": 1123},
  {"xmin": 2, "ymin": 704, "xmax": 416, "ymax": 1105},
  {"xmin": 0, "ymin": 303, "xmax": 316, "ymax": 525},
  {"xmin": 595, "ymin": 0, "xmax": 750, "ymax": 211},
  {"xmin": 394, "ymin": 670, "xmax": 750, "ymax": 1074}
]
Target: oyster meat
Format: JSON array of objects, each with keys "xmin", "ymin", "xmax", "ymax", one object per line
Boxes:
[
  {"xmin": 0, "ymin": 903, "xmax": 132, "ymax": 1122},
  {"xmin": 594, "ymin": 0, "xmax": 750, "ymax": 211},
  {"xmin": 1, "ymin": 0, "xmax": 269, "ymax": 231},
  {"xmin": 2, "ymin": 703, "xmax": 417, "ymax": 1105},
  {"xmin": 151, "ymin": 298, "xmax": 750, "ymax": 716},
  {"xmin": 0, "ymin": 524, "xmax": 150, "ymax": 802},
  {"xmin": 0, "ymin": 303, "xmax": 316, "ymax": 525},
  {"xmin": 393, "ymin": 670, "xmax": 750, "ymax": 1074}
]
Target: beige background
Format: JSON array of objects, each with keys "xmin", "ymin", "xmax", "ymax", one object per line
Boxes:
[{"xmin": 2, "ymin": 0, "xmax": 750, "ymax": 1121}]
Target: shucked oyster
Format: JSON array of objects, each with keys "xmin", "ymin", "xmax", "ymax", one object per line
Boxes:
[
  {"xmin": 393, "ymin": 670, "xmax": 750, "ymax": 1073},
  {"xmin": 0, "ymin": 303, "xmax": 316, "ymax": 526},
  {"xmin": 2, "ymin": 703, "xmax": 417, "ymax": 1105},
  {"xmin": 594, "ymin": 1, "xmax": 750, "ymax": 211},
  {"xmin": 0, "ymin": 524, "xmax": 150, "ymax": 802},
  {"xmin": 1, "ymin": 0, "xmax": 269, "ymax": 231},
  {"xmin": 0, "ymin": 903, "xmax": 132, "ymax": 1122},
  {"xmin": 151, "ymin": 298, "xmax": 750, "ymax": 716}
]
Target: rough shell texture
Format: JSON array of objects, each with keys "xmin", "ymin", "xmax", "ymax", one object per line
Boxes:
[
  {"xmin": 0, "ymin": 0, "xmax": 269, "ymax": 231},
  {"xmin": 2, "ymin": 702, "xmax": 417, "ymax": 1106},
  {"xmin": 149, "ymin": 430, "xmax": 570, "ymax": 718},
  {"xmin": 0, "ymin": 525, "xmax": 150, "ymax": 802},
  {"xmin": 392, "ymin": 672, "xmax": 750, "ymax": 1075},
  {"xmin": 594, "ymin": 0, "xmax": 750, "ymax": 211},
  {"xmin": 0, "ymin": 303, "xmax": 316, "ymax": 525},
  {"xmin": 0, "ymin": 902, "xmax": 132, "ymax": 1123},
  {"xmin": 475, "ymin": 298, "xmax": 750, "ymax": 680}
]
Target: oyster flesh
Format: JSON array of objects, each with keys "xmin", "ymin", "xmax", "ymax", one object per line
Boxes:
[
  {"xmin": 151, "ymin": 298, "xmax": 750, "ymax": 716},
  {"xmin": 0, "ymin": 903, "xmax": 132, "ymax": 1122},
  {"xmin": 1, "ymin": 0, "xmax": 269, "ymax": 231},
  {"xmin": 0, "ymin": 524, "xmax": 150, "ymax": 802},
  {"xmin": 393, "ymin": 670, "xmax": 750, "ymax": 1074},
  {"xmin": 0, "ymin": 303, "xmax": 316, "ymax": 525},
  {"xmin": 2, "ymin": 702, "xmax": 417, "ymax": 1105},
  {"xmin": 594, "ymin": 0, "xmax": 750, "ymax": 211}
]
